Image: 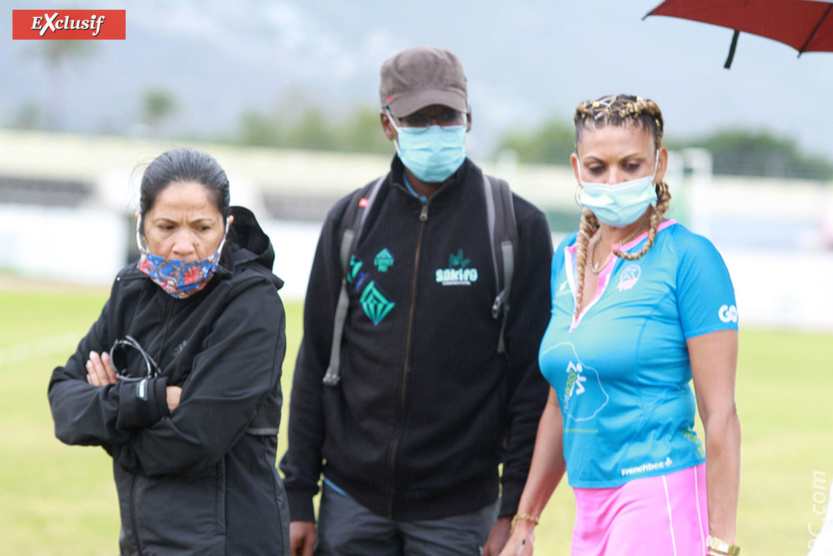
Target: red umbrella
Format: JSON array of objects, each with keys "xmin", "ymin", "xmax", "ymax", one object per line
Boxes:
[{"xmin": 645, "ymin": 0, "xmax": 833, "ymax": 68}]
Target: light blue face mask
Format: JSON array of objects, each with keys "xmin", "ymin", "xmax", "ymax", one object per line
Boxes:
[
  {"xmin": 387, "ymin": 110, "xmax": 467, "ymax": 183},
  {"xmin": 578, "ymin": 151, "xmax": 660, "ymax": 228}
]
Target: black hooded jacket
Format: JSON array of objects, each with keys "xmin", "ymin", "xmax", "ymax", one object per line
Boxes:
[
  {"xmin": 280, "ymin": 158, "xmax": 553, "ymax": 522},
  {"xmin": 48, "ymin": 207, "xmax": 289, "ymax": 556}
]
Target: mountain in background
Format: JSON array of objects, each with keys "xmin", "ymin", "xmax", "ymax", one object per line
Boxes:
[{"xmin": 2, "ymin": 0, "xmax": 832, "ymax": 162}]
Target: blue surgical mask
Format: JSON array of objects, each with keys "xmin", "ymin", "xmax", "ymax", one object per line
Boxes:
[
  {"xmin": 578, "ymin": 152, "xmax": 659, "ymax": 228},
  {"xmin": 388, "ymin": 111, "xmax": 467, "ymax": 183},
  {"xmin": 135, "ymin": 216, "xmax": 229, "ymax": 299}
]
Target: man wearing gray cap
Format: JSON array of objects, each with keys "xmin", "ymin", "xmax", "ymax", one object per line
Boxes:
[{"xmin": 280, "ymin": 46, "xmax": 552, "ymax": 555}]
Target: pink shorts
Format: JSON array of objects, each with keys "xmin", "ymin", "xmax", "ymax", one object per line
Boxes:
[{"xmin": 571, "ymin": 463, "xmax": 708, "ymax": 556}]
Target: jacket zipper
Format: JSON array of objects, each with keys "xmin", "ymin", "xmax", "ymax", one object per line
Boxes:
[
  {"xmin": 151, "ymin": 295, "xmax": 174, "ymax": 376},
  {"xmin": 386, "ymin": 202, "xmax": 429, "ymax": 518},
  {"xmin": 128, "ymin": 293, "xmax": 173, "ymax": 553}
]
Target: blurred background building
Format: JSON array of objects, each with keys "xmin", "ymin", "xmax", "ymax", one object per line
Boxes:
[{"xmin": 1, "ymin": 129, "xmax": 832, "ymax": 330}]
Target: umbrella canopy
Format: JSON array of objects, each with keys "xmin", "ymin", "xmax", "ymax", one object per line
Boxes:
[{"xmin": 645, "ymin": 0, "xmax": 833, "ymax": 68}]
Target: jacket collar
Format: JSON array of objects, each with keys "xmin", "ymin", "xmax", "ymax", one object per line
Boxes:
[{"xmin": 389, "ymin": 155, "xmax": 475, "ymax": 209}]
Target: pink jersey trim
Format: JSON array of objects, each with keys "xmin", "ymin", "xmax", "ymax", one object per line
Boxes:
[{"xmin": 566, "ymin": 220, "xmax": 678, "ymax": 333}]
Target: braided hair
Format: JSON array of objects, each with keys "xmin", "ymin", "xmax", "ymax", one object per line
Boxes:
[{"xmin": 572, "ymin": 94, "xmax": 672, "ymax": 320}]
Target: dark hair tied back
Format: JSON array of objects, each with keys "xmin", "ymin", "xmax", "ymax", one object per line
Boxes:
[{"xmin": 139, "ymin": 148, "xmax": 231, "ymax": 222}]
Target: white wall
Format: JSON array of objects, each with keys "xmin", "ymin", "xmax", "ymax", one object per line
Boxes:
[
  {"xmin": 722, "ymin": 248, "xmax": 833, "ymax": 332},
  {"xmin": 0, "ymin": 204, "xmax": 323, "ymax": 302},
  {"xmin": 0, "ymin": 204, "xmax": 127, "ymax": 284},
  {"xmin": 262, "ymin": 220, "xmax": 322, "ymax": 301},
  {"xmin": 2, "ymin": 205, "xmax": 832, "ymax": 333}
]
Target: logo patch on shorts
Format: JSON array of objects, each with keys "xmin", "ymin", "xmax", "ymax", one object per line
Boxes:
[{"xmin": 360, "ymin": 281, "xmax": 395, "ymax": 325}]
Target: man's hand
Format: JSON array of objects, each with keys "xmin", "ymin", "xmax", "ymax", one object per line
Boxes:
[
  {"xmin": 290, "ymin": 521, "xmax": 316, "ymax": 556},
  {"xmin": 483, "ymin": 515, "xmax": 512, "ymax": 555}
]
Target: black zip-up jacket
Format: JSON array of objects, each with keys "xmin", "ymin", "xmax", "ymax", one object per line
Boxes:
[
  {"xmin": 48, "ymin": 207, "xmax": 289, "ymax": 555},
  {"xmin": 280, "ymin": 157, "xmax": 553, "ymax": 522}
]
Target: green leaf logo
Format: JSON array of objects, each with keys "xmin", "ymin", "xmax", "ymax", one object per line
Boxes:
[{"xmin": 449, "ymin": 249, "xmax": 470, "ymax": 268}]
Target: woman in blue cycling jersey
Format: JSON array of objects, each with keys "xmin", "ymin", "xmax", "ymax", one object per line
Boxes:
[{"xmin": 501, "ymin": 94, "xmax": 741, "ymax": 556}]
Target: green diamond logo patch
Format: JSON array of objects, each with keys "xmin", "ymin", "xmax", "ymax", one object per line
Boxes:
[
  {"xmin": 374, "ymin": 248, "xmax": 394, "ymax": 272},
  {"xmin": 360, "ymin": 281, "xmax": 395, "ymax": 325}
]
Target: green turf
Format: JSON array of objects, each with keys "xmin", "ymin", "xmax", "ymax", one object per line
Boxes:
[{"xmin": 1, "ymin": 289, "xmax": 831, "ymax": 554}]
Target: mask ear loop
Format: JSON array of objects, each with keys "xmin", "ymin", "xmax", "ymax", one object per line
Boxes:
[
  {"xmin": 650, "ymin": 150, "xmax": 662, "ymax": 206},
  {"xmin": 575, "ymin": 157, "xmax": 585, "ymax": 207},
  {"xmin": 385, "ymin": 108, "xmax": 404, "ymax": 157},
  {"xmin": 135, "ymin": 214, "xmax": 147, "ymax": 252},
  {"xmin": 650, "ymin": 149, "xmax": 660, "ymax": 184},
  {"xmin": 218, "ymin": 218, "xmax": 230, "ymax": 253},
  {"xmin": 211, "ymin": 217, "xmax": 231, "ymax": 264}
]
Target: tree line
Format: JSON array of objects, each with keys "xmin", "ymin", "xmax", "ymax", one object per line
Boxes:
[
  {"xmin": 7, "ymin": 46, "xmax": 832, "ymax": 181},
  {"xmin": 233, "ymin": 103, "xmax": 833, "ymax": 181},
  {"xmin": 497, "ymin": 118, "xmax": 833, "ymax": 181}
]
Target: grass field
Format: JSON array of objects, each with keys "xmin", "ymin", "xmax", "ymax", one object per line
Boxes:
[{"xmin": 1, "ymin": 286, "xmax": 832, "ymax": 555}]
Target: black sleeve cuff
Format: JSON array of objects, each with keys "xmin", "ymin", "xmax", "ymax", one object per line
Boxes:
[
  {"xmin": 116, "ymin": 377, "xmax": 171, "ymax": 430},
  {"xmin": 286, "ymin": 488, "xmax": 317, "ymax": 522},
  {"xmin": 498, "ymin": 479, "xmax": 524, "ymax": 517}
]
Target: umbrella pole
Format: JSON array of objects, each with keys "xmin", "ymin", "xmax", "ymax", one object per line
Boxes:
[{"xmin": 724, "ymin": 30, "xmax": 740, "ymax": 69}]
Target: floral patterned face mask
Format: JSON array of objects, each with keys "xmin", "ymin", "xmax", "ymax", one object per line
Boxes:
[{"xmin": 135, "ymin": 216, "xmax": 229, "ymax": 299}]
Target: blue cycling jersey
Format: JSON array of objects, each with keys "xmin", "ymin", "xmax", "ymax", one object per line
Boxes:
[{"xmin": 539, "ymin": 221, "xmax": 738, "ymax": 488}]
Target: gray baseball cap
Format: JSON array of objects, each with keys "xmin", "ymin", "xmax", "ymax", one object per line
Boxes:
[{"xmin": 379, "ymin": 46, "xmax": 468, "ymax": 118}]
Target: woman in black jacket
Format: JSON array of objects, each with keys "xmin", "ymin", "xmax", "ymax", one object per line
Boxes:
[{"xmin": 48, "ymin": 148, "xmax": 289, "ymax": 555}]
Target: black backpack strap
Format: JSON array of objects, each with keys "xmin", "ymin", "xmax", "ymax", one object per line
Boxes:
[
  {"xmin": 483, "ymin": 174, "xmax": 518, "ymax": 354},
  {"xmin": 323, "ymin": 176, "xmax": 385, "ymax": 386}
]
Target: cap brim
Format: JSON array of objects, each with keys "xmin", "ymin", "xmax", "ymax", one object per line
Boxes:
[{"xmin": 387, "ymin": 89, "xmax": 468, "ymax": 117}]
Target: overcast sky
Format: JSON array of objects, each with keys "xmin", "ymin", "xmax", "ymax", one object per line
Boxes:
[{"xmin": 2, "ymin": 0, "xmax": 832, "ymax": 161}]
